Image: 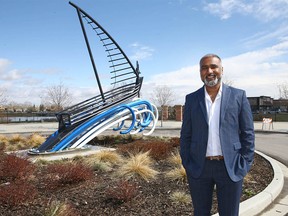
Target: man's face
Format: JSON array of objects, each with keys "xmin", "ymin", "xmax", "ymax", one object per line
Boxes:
[{"xmin": 200, "ymin": 56, "xmax": 223, "ymax": 87}]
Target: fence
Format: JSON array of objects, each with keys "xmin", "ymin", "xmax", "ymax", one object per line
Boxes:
[{"xmin": 0, "ymin": 112, "xmax": 56, "ymax": 123}]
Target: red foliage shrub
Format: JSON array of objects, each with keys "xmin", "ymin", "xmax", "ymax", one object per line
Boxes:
[
  {"xmin": 0, "ymin": 154, "xmax": 35, "ymax": 182},
  {"xmin": 0, "ymin": 151, "xmax": 37, "ymax": 207},
  {"xmin": 91, "ymin": 135, "xmax": 138, "ymax": 146},
  {"xmin": 44, "ymin": 162, "xmax": 94, "ymax": 188},
  {"xmin": 0, "ymin": 180, "xmax": 37, "ymax": 206},
  {"xmin": 106, "ymin": 180, "xmax": 138, "ymax": 203},
  {"xmin": 169, "ymin": 137, "xmax": 180, "ymax": 147}
]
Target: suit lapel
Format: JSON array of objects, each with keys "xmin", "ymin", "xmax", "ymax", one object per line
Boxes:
[
  {"xmin": 198, "ymin": 86, "xmax": 208, "ymax": 125},
  {"xmin": 220, "ymin": 84, "xmax": 231, "ymax": 127}
]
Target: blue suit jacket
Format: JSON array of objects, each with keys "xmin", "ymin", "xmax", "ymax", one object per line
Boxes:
[{"xmin": 180, "ymin": 84, "xmax": 255, "ymax": 182}]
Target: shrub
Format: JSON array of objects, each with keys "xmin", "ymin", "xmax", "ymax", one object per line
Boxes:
[
  {"xmin": 116, "ymin": 143, "xmax": 140, "ymax": 156},
  {"xmin": 27, "ymin": 133, "xmax": 46, "ymax": 148},
  {"xmin": 1, "ymin": 134, "xmax": 28, "ymax": 151},
  {"xmin": 0, "ymin": 134, "xmax": 45, "ymax": 151},
  {"xmin": 167, "ymin": 150, "xmax": 182, "ymax": 166},
  {"xmin": 88, "ymin": 160, "xmax": 112, "ymax": 172},
  {"xmin": 90, "ymin": 135, "xmax": 138, "ymax": 146},
  {"xmin": 117, "ymin": 151, "xmax": 158, "ymax": 181},
  {"xmin": 0, "ymin": 150, "xmax": 37, "ymax": 207},
  {"xmin": 45, "ymin": 200, "xmax": 80, "ymax": 216},
  {"xmin": 0, "ymin": 180, "xmax": 37, "ymax": 206},
  {"xmin": 106, "ymin": 180, "xmax": 138, "ymax": 204},
  {"xmin": 9, "ymin": 134, "xmax": 27, "ymax": 145},
  {"xmin": 169, "ymin": 137, "xmax": 180, "ymax": 147},
  {"xmin": 44, "ymin": 162, "xmax": 94, "ymax": 188},
  {"xmin": 34, "ymin": 158, "xmax": 50, "ymax": 166},
  {"xmin": 0, "ymin": 153, "xmax": 35, "ymax": 182},
  {"xmin": 243, "ymin": 188, "xmax": 256, "ymax": 197},
  {"xmin": 244, "ymin": 173, "xmax": 254, "ymax": 184},
  {"xmin": 0, "ymin": 143, "xmax": 5, "ymax": 155},
  {"xmin": 83, "ymin": 150, "xmax": 122, "ymax": 172},
  {"xmin": 117, "ymin": 139, "xmax": 174, "ymax": 161},
  {"xmin": 88, "ymin": 150, "xmax": 123, "ymax": 164},
  {"xmin": 143, "ymin": 141, "xmax": 174, "ymax": 160},
  {"xmin": 165, "ymin": 165, "xmax": 187, "ymax": 182},
  {"xmin": 170, "ymin": 191, "xmax": 191, "ymax": 205},
  {"xmin": 0, "ymin": 135, "xmax": 8, "ymax": 151}
]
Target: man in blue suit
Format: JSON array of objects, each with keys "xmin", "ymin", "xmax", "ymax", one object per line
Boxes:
[{"xmin": 180, "ymin": 54, "xmax": 255, "ymax": 216}]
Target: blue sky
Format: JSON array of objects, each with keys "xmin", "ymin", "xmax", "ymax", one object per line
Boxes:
[{"xmin": 1, "ymin": 0, "xmax": 288, "ymax": 106}]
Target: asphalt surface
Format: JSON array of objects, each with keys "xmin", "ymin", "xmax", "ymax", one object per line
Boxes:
[
  {"xmin": 255, "ymin": 133, "xmax": 288, "ymax": 167},
  {"xmin": 254, "ymin": 132, "xmax": 288, "ymax": 216}
]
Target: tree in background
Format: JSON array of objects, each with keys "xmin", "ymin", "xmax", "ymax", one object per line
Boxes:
[
  {"xmin": 39, "ymin": 104, "xmax": 45, "ymax": 112},
  {"xmin": 150, "ymin": 85, "xmax": 175, "ymax": 127},
  {"xmin": 0, "ymin": 88, "xmax": 7, "ymax": 106},
  {"xmin": 42, "ymin": 82, "xmax": 72, "ymax": 112},
  {"xmin": 277, "ymin": 81, "xmax": 288, "ymax": 99}
]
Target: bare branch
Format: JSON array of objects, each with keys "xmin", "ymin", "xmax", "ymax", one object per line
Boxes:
[
  {"xmin": 277, "ymin": 81, "xmax": 288, "ymax": 99},
  {"xmin": 0, "ymin": 88, "xmax": 8, "ymax": 105},
  {"xmin": 42, "ymin": 82, "xmax": 73, "ymax": 111},
  {"xmin": 150, "ymin": 85, "xmax": 175, "ymax": 107}
]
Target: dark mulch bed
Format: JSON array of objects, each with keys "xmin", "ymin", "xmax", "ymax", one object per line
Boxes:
[{"xmin": 0, "ymin": 136, "xmax": 273, "ymax": 216}]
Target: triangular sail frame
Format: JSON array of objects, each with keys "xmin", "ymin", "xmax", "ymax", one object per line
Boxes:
[
  {"xmin": 29, "ymin": 2, "xmax": 144, "ymax": 154},
  {"xmin": 56, "ymin": 2, "xmax": 143, "ymax": 130}
]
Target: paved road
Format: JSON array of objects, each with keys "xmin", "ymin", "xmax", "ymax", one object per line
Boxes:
[
  {"xmin": 255, "ymin": 133, "xmax": 288, "ymax": 166},
  {"xmin": 254, "ymin": 132, "xmax": 288, "ymax": 215}
]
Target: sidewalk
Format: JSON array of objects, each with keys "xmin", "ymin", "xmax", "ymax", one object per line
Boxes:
[
  {"xmin": 254, "ymin": 121, "xmax": 288, "ymax": 133},
  {"xmin": 0, "ymin": 121, "xmax": 287, "ymax": 134}
]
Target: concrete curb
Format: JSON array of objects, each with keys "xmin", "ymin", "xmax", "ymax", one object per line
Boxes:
[{"xmin": 238, "ymin": 151, "xmax": 284, "ymax": 216}]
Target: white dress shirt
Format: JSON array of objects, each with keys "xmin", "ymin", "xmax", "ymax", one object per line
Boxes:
[{"xmin": 204, "ymin": 84, "xmax": 223, "ymax": 157}]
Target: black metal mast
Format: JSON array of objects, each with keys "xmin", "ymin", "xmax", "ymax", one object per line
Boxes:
[{"xmin": 70, "ymin": 1, "xmax": 105, "ymax": 101}]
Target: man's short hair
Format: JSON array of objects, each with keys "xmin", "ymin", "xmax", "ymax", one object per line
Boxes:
[{"xmin": 199, "ymin": 54, "xmax": 222, "ymax": 65}]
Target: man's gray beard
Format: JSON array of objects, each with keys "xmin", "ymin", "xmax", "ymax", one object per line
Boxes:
[{"xmin": 204, "ymin": 76, "xmax": 222, "ymax": 87}]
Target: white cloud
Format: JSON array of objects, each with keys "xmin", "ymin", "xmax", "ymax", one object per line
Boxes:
[
  {"xmin": 0, "ymin": 69, "xmax": 22, "ymax": 81},
  {"xmin": 0, "ymin": 64, "xmax": 20, "ymax": 84},
  {"xmin": 253, "ymin": 0, "xmax": 288, "ymax": 21},
  {"xmin": 142, "ymin": 65, "xmax": 203, "ymax": 104},
  {"xmin": 204, "ymin": 0, "xmax": 252, "ymax": 20},
  {"xmin": 204, "ymin": 0, "xmax": 288, "ymax": 21},
  {"xmin": 0, "ymin": 59, "xmax": 11, "ymax": 72},
  {"xmin": 222, "ymin": 40, "xmax": 288, "ymax": 97},
  {"xmin": 129, "ymin": 42, "xmax": 155, "ymax": 61},
  {"xmin": 71, "ymin": 86, "xmax": 101, "ymax": 104},
  {"xmin": 0, "ymin": 59, "xmax": 63, "ymax": 105},
  {"xmin": 226, "ymin": 39, "xmax": 288, "ymax": 65},
  {"xmin": 0, "ymin": 59, "xmax": 20, "ymax": 81},
  {"xmin": 241, "ymin": 25, "xmax": 288, "ymax": 48},
  {"xmin": 142, "ymin": 39, "xmax": 288, "ymax": 104}
]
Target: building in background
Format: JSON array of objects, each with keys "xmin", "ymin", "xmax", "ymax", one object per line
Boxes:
[{"xmin": 248, "ymin": 96, "xmax": 288, "ymax": 113}]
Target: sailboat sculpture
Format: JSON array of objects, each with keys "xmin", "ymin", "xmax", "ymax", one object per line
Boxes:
[{"xmin": 29, "ymin": 2, "xmax": 158, "ymax": 154}]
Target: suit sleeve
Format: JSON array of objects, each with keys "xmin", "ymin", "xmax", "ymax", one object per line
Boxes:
[
  {"xmin": 239, "ymin": 91, "xmax": 255, "ymax": 170},
  {"xmin": 180, "ymin": 95, "xmax": 192, "ymax": 170}
]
